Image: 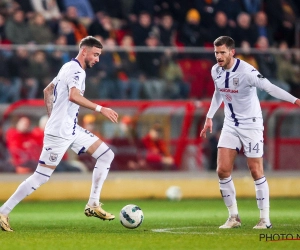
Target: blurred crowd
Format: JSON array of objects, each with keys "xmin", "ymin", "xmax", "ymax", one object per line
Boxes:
[{"xmin": 0, "ymin": 0, "xmax": 299, "ymax": 102}]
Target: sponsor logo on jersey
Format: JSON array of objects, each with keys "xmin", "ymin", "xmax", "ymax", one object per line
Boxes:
[
  {"xmin": 49, "ymin": 153, "xmax": 58, "ymax": 162},
  {"xmin": 233, "ymin": 78, "xmax": 239, "ymax": 88},
  {"xmin": 219, "ymin": 88, "xmax": 238, "ymax": 93}
]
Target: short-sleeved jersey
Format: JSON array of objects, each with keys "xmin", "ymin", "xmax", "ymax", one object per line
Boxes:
[
  {"xmin": 44, "ymin": 59, "xmax": 86, "ymax": 139},
  {"xmin": 207, "ymin": 58, "xmax": 297, "ymax": 129}
]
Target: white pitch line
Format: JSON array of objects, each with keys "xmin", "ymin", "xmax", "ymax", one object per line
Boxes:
[{"xmin": 151, "ymin": 227, "xmax": 254, "ymax": 235}]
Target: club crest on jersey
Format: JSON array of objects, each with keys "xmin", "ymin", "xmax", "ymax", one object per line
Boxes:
[
  {"xmin": 49, "ymin": 153, "xmax": 58, "ymax": 162},
  {"xmin": 233, "ymin": 78, "xmax": 239, "ymax": 88},
  {"xmin": 74, "ymin": 76, "xmax": 79, "ymax": 81}
]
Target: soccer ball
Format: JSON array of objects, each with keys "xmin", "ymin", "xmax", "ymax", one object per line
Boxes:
[
  {"xmin": 119, "ymin": 204, "xmax": 144, "ymax": 229},
  {"xmin": 166, "ymin": 186, "xmax": 182, "ymax": 201}
]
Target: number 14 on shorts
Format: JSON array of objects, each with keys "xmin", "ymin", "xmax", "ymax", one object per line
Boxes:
[{"xmin": 249, "ymin": 142, "xmax": 260, "ymax": 153}]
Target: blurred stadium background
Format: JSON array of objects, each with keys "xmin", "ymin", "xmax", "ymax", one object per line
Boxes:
[{"xmin": 0, "ymin": 0, "xmax": 300, "ymax": 201}]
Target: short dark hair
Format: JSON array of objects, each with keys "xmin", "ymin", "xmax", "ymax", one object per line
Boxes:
[
  {"xmin": 213, "ymin": 36, "xmax": 235, "ymax": 49},
  {"xmin": 79, "ymin": 36, "xmax": 103, "ymax": 49}
]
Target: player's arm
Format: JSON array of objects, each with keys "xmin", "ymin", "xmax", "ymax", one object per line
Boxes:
[
  {"xmin": 69, "ymin": 87, "xmax": 118, "ymax": 123},
  {"xmin": 200, "ymin": 90, "xmax": 222, "ymax": 138},
  {"xmin": 251, "ymin": 74, "xmax": 298, "ymax": 104},
  {"xmin": 43, "ymin": 82, "xmax": 55, "ymax": 117}
]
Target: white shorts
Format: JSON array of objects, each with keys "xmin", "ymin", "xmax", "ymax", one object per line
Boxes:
[
  {"xmin": 39, "ymin": 126, "xmax": 99, "ymax": 166},
  {"xmin": 217, "ymin": 124, "xmax": 264, "ymax": 158}
]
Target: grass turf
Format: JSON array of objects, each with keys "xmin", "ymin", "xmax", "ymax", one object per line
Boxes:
[{"xmin": 0, "ymin": 198, "xmax": 299, "ymax": 250}]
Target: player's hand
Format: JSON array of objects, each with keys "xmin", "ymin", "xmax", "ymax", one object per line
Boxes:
[
  {"xmin": 294, "ymin": 99, "xmax": 300, "ymax": 107},
  {"xmin": 200, "ymin": 118, "xmax": 213, "ymax": 138},
  {"xmin": 100, "ymin": 107, "xmax": 118, "ymax": 123}
]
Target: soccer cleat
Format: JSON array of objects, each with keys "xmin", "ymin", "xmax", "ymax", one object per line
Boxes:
[
  {"xmin": 0, "ymin": 213, "xmax": 13, "ymax": 232},
  {"xmin": 84, "ymin": 203, "xmax": 115, "ymax": 221},
  {"xmin": 219, "ymin": 215, "xmax": 241, "ymax": 229},
  {"xmin": 253, "ymin": 218, "xmax": 272, "ymax": 229}
]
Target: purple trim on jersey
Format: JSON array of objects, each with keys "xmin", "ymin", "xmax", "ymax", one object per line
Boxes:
[
  {"xmin": 228, "ymin": 103, "xmax": 239, "ymax": 126},
  {"xmin": 96, "ymin": 148, "xmax": 111, "ymax": 160},
  {"xmin": 219, "ymin": 178, "xmax": 232, "ymax": 184},
  {"xmin": 225, "ymin": 72, "xmax": 230, "ymax": 88},
  {"xmin": 71, "ymin": 58, "xmax": 82, "ymax": 68},
  {"xmin": 78, "ymin": 147, "xmax": 86, "ymax": 155},
  {"xmin": 39, "ymin": 160, "xmax": 46, "ymax": 164},
  {"xmin": 35, "ymin": 171, "xmax": 50, "ymax": 178},
  {"xmin": 232, "ymin": 58, "xmax": 240, "ymax": 72},
  {"xmin": 236, "ymin": 147, "xmax": 240, "ymax": 153}
]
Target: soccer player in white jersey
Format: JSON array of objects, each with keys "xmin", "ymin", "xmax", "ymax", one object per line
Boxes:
[
  {"xmin": 200, "ymin": 36, "xmax": 300, "ymax": 229},
  {"xmin": 0, "ymin": 36, "xmax": 119, "ymax": 232}
]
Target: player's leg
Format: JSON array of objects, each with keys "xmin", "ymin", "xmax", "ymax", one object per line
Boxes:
[
  {"xmin": 217, "ymin": 126, "xmax": 242, "ymax": 228},
  {"xmin": 247, "ymin": 157, "xmax": 272, "ymax": 229},
  {"xmin": 242, "ymin": 128, "xmax": 272, "ymax": 229},
  {"xmin": 217, "ymin": 147, "xmax": 241, "ymax": 228},
  {"xmin": 70, "ymin": 128, "xmax": 115, "ymax": 220},
  {"xmin": 0, "ymin": 135, "xmax": 69, "ymax": 232}
]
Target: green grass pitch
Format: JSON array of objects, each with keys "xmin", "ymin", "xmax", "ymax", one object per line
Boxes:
[{"xmin": 0, "ymin": 198, "xmax": 299, "ymax": 250}]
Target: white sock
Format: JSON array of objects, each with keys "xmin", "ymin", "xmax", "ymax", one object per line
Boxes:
[
  {"xmin": 254, "ymin": 176, "xmax": 270, "ymax": 224},
  {"xmin": 88, "ymin": 143, "xmax": 114, "ymax": 207},
  {"xmin": 219, "ymin": 176, "xmax": 238, "ymax": 216},
  {"xmin": 0, "ymin": 165, "xmax": 54, "ymax": 215}
]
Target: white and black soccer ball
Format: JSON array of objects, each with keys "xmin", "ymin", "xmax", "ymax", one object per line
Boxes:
[{"xmin": 119, "ymin": 204, "xmax": 144, "ymax": 229}]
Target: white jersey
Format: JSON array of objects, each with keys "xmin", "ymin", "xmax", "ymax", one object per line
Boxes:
[
  {"xmin": 45, "ymin": 59, "xmax": 86, "ymax": 139},
  {"xmin": 207, "ymin": 58, "xmax": 297, "ymax": 129}
]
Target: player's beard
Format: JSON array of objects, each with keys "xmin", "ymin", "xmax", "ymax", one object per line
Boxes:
[
  {"xmin": 85, "ymin": 59, "xmax": 93, "ymax": 69},
  {"xmin": 221, "ymin": 57, "xmax": 231, "ymax": 69}
]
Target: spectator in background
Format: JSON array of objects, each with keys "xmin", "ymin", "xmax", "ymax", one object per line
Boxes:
[
  {"xmin": 233, "ymin": 12, "xmax": 258, "ymax": 47},
  {"xmin": 209, "ymin": 11, "xmax": 232, "ymax": 43},
  {"xmin": 30, "ymin": 0, "xmax": 61, "ymax": 21},
  {"xmin": 5, "ymin": 116, "xmax": 40, "ymax": 174},
  {"xmin": 253, "ymin": 11, "xmax": 273, "ymax": 46},
  {"xmin": 88, "ymin": 13, "xmax": 118, "ymax": 41},
  {"xmin": 241, "ymin": 0, "xmax": 262, "ymax": 15},
  {"xmin": 63, "ymin": 0, "xmax": 94, "ymax": 26},
  {"xmin": 265, "ymin": 0, "xmax": 299, "ymax": 47},
  {"xmin": 115, "ymin": 35, "xmax": 142, "ymax": 99},
  {"xmin": 28, "ymin": 50, "xmax": 51, "ymax": 98},
  {"xmin": 160, "ymin": 49, "xmax": 190, "ymax": 99},
  {"xmin": 0, "ymin": 51, "xmax": 15, "ymax": 103},
  {"xmin": 275, "ymin": 41, "xmax": 300, "ymax": 97},
  {"xmin": 179, "ymin": 8, "xmax": 209, "ymax": 47},
  {"xmin": 137, "ymin": 33, "xmax": 164, "ymax": 99},
  {"xmin": 65, "ymin": 6, "xmax": 88, "ymax": 44},
  {"xmin": 215, "ymin": 0, "xmax": 242, "ymax": 28},
  {"xmin": 58, "ymin": 18, "xmax": 76, "ymax": 45},
  {"xmin": 142, "ymin": 122, "xmax": 176, "ymax": 170},
  {"xmin": 14, "ymin": 0, "xmax": 34, "ymax": 19},
  {"xmin": 0, "ymin": 14, "xmax": 10, "ymax": 43},
  {"xmin": 28, "ymin": 13, "xmax": 54, "ymax": 44},
  {"xmin": 128, "ymin": 0, "xmax": 156, "ymax": 23},
  {"xmin": 89, "ymin": 37, "xmax": 119, "ymax": 99},
  {"xmin": 255, "ymin": 36, "xmax": 291, "ymax": 100},
  {"xmin": 6, "ymin": 47, "xmax": 38, "ymax": 100},
  {"xmin": 5, "ymin": 9, "xmax": 31, "ymax": 44},
  {"xmin": 131, "ymin": 11, "xmax": 156, "ymax": 46},
  {"xmin": 194, "ymin": 0, "xmax": 218, "ymax": 29},
  {"xmin": 236, "ymin": 41, "xmax": 259, "ymax": 69},
  {"xmin": 157, "ymin": 12, "xmax": 177, "ymax": 47}
]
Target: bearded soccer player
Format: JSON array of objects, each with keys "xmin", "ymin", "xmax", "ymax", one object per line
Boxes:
[
  {"xmin": 0, "ymin": 36, "xmax": 119, "ymax": 232},
  {"xmin": 200, "ymin": 36, "xmax": 300, "ymax": 229}
]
